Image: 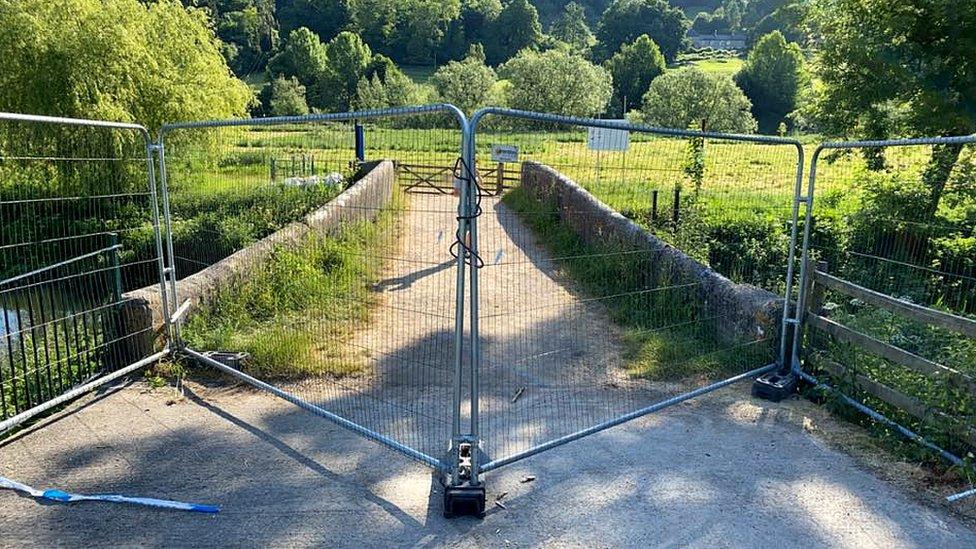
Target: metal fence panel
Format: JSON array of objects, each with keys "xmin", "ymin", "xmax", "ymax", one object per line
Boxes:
[
  {"xmin": 0, "ymin": 113, "xmax": 169, "ymax": 433},
  {"xmin": 468, "ymin": 109, "xmax": 804, "ymax": 471},
  {"xmin": 793, "ymin": 136, "xmax": 976, "ymax": 463},
  {"xmin": 159, "ymin": 105, "xmax": 468, "ymax": 468}
]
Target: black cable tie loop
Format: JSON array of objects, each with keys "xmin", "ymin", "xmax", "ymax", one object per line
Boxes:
[{"xmin": 449, "ymin": 156, "xmax": 485, "ymax": 268}]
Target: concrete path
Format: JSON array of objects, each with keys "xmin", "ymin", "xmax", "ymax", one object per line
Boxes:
[
  {"xmin": 2, "ymin": 380, "xmax": 974, "ymax": 548},
  {"xmin": 1, "ymin": 193, "xmax": 974, "ymax": 547}
]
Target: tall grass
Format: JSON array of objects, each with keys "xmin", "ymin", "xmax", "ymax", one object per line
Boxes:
[{"xmin": 183, "ymin": 192, "xmax": 403, "ymax": 379}]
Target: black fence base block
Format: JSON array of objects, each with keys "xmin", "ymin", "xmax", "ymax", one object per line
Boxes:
[
  {"xmin": 443, "ymin": 484, "xmax": 486, "ymax": 519},
  {"xmin": 752, "ymin": 370, "xmax": 798, "ymax": 402}
]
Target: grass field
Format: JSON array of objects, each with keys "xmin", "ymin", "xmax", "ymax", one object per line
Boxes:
[{"xmin": 400, "ymin": 64, "xmax": 439, "ymax": 85}]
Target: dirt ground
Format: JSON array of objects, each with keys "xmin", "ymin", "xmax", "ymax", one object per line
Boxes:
[{"xmin": 1, "ymin": 194, "xmax": 975, "ymax": 547}]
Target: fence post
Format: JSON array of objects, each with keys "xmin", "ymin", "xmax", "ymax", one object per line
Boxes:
[
  {"xmin": 355, "ymin": 122, "xmax": 365, "ymax": 163},
  {"xmin": 270, "ymin": 157, "xmax": 277, "ymax": 183},
  {"xmin": 672, "ymin": 188, "xmax": 681, "ymax": 224},
  {"xmin": 651, "ymin": 189, "xmax": 659, "ymax": 221},
  {"xmin": 496, "ymin": 162, "xmax": 504, "ymax": 195}
]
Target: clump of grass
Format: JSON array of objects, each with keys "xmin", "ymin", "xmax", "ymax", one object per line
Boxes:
[
  {"xmin": 183, "ymin": 192, "xmax": 402, "ymax": 379},
  {"xmin": 502, "ymin": 186, "xmax": 774, "ymax": 382}
]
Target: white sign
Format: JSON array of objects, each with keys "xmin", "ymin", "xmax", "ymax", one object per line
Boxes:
[
  {"xmin": 491, "ymin": 144, "xmax": 520, "ymax": 163},
  {"xmin": 587, "ymin": 122, "xmax": 630, "ymax": 152}
]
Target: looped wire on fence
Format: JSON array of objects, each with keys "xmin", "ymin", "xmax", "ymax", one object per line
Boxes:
[{"xmin": 449, "ymin": 156, "xmax": 485, "ymax": 269}]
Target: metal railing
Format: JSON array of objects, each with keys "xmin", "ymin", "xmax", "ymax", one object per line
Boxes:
[
  {"xmin": 466, "ymin": 108, "xmax": 806, "ymax": 473},
  {"xmin": 0, "ymin": 113, "xmax": 171, "ymax": 433},
  {"xmin": 790, "ymin": 135, "xmax": 976, "ymax": 468}
]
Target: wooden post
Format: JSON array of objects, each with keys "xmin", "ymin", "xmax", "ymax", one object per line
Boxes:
[
  {"xmin": 805, "ymin": 260, "xmax": 829, "ymax": 352},
  {"xmin": 651, "ymin": 190, "xmax": 659, "ymax": 222},
  {"xmin": 672, "ymin": 188, "xmax": 681, "ymax": 224},
  {"xmin": 270, "ymin": 158, "xmax": 277, "ymax": 183},
  {"xmin": 496, "ymin": 163, "xmax": 504, "ymax": 195}
]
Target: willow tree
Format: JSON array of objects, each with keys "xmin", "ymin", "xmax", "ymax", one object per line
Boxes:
[{"xmin": 0, "ymin": 0, "xmax": 252, "ymax": 132}]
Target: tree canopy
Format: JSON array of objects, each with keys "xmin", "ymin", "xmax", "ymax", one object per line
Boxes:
[
  {"xmin": 551, "ymin": 2, "xmax": 596, "ymax": 53},
  {"xmin": 431, "ymin": 47, "xmax": 498, "ymax": 115},
  {"xmin": 641, "ymin": 67, "xmax": 756, "ymax": 133},
  {"xmin": 594, "ymin": 0, "xmax": 690, "ymax": 63},
  {"xmin": 0, "ymin": 0, "xmax": 251, "ymax": 131},
  {"xmin": 485, "ymin": 0, "xmax": 544, "ymax": 65},
  {"xmin": 606, "ymin": 34, "xmax": 666, "ymax": 116},
  {"xmin": 806, "ymin": 0, "xmax": 976, "ymax": 215},
  {"xmin": 501, "ymin": 49, "xmax": 612, "ymax": 117},
  {"xmin": 734, "ymin": 31, "xmax": 807, "ymax": 133}
]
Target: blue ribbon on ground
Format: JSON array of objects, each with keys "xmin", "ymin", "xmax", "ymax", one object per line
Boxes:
[{"xmin": 0, "ymin": 475, "xmax": 219, "ymax": 514}]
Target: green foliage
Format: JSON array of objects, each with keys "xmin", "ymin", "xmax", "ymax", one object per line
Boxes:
[
  {"xmin": 348, "ymin": 0, "xmax": 462, "ymax": 64},
  {"xmin": 319, "ymin": 31, "xmax": 374, "ymax": 111},
  {"xmin": 734, "ymin": 31, "xmax": 808, "ymax": 134},
  {"xmin": 501, "ymin": 49, "xmax": 612, "ymax": 117},
  {"xmin": 640, "ymin": 66, "xmax": 756, "ymax": 132},
  {"xmin": 210, "ymin": 0, "xmax": 278, "ymax": 76},
  {"xmin": 430, "ymin": 47, "xmax": 498, "ymax": 115},
  {"xmin": 550, "ymin": 2, "xmax": 596, "ymax": 53},
  {"xmin": 606, "ymin": 34, "xmax": 666, "ymax": 116},
  {"xmin": 0, "ymin": 0, "xmax": 252, "ymax": 132},
  {"xmin": 594, "ymin": 0, "xmax": 690, "ymax": 63},
  {"xmin": 749, "ymin": 2, "xmax": 812, "ymax": 46},
  {"xmin": 354, "ymin": 63, "xmax": 423, "ymax": 110},
  {"xmin": 184, "ymin": 197, "xmax": 402, "ymax": 378},
  {"xmin": 277, "ymin": 0, "xmax": 351, "ymax": 41},
  {"xmin": 485, "ymin": 0, "xmax": 544, "ymax": 65},
  {"xmin": 808, "ymin": 0, "xmax": 976, "ymax": 139},
  {"xmin": 268, "ymin": 77, "xmax": 310, "ymax": 116},
  {"xmin": 266, "ymin": 27, "xmax": 329, "ymax": 94}
]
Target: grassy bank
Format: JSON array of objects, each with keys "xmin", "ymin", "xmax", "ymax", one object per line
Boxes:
[
  {"xmin": 502, "ymin": 185, "xmax": 774, "ymax": 381},
  {"xmin": 183, "ymin": 190, "xmax": 403, "ymax": 379}
]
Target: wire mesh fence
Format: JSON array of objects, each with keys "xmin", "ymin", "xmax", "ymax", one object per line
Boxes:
[
  {"xmin": 0, "ymin": 115, "xmax": 166, "ymax": 429},
  {"xmin": 161, "ymin": 106, "xmax": 467, "ymax": 466},
  {"xmin": 797, "ymin": 137, "xmax": 976, "ymax": 460},
  {"xmin": 469, "ymin": 110, "xmax": 804, "ymax": 469}
]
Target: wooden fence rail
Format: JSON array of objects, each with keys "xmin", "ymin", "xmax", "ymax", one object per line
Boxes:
[
  {"xmin": 804, "ymin": 262, "xmax": 976, "ymax": 448},
  {"xmin": 395, "ymin": 162, "xmax": 519, "ymax": 196}
]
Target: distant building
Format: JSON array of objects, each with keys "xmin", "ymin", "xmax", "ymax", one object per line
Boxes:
[{"xmin": 689, "ymin": 33, "xmax": 747, "ymax": 50}]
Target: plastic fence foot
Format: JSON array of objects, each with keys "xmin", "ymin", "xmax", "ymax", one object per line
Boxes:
[{"xmin": 752, "ymin": 370, "xmax": 798, "ymax": 402}]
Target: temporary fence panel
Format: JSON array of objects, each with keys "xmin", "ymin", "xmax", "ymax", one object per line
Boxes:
[
  {"xmin": 0, "ymin": 113, "xmax": 169, "ymax": 433},
  {"xmin": 467, "ymin": 108, "xmax": 805, "ymax": 472},
  {"xmin": 793, "ymin": 136, "xmax": 976, "ymax": 464},
  {"xmin": 158, "ymin": 105, "xmax": 470, "ymax": 469}
]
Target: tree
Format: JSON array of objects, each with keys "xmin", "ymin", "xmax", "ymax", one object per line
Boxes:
[
  {"xmin": 734, "ymin": 31, "xmax": 807, "ymax": 133},
  {"xmin": 430, "ymin": 46, "xmax": 498, "ymax": 114},
  {"xmin": 268, "ymin": 76, "xmax": 310, "ymax": 116},
  {"xmin": 749, "ymin": 3, "xmax": 812, "ymax": 47},
  {"xmin": 354, "ymin": 55, "xmax": 422, "ymax": 109},
  {"xmin": 606, "ymin": 34, "xmax": 665, "ymax": 116},
  {"xmin": 501, "ymin": 49, "xmax": 612, "ymax": 117},
  {"xmin": 266, "ymin": 27, "xmax": 328, "ymax": 92},
  {"xmin": 551, "ymin": 2, "xmax": 596, "ymax": 53},
  {"xmin": 594, "ymin": 0, "xmax": 690, "ymax": 63},
  {"xmin": 691, "ymin": 9, "xmax": 732, "ymax": 35},
  {"xmin": 640, "ymin": 67, "xmax": 756, "ymax": 133},
  {"xmin": 319, "ymin": 31, "xmax": 373, "ymax": 111},
  {"xmin": 391, "ymin": 0, "xmax": 461, "ymax": 63},
  {"xmin": 277, "ymin": 0, "xmax": 351, "ymax": 40},
  {"xmin": 215, "ymin": 1, "xmax": 278, "ymax": 76},
  {"xmin": 0, "ymin": 0, "xmax": 251, "ymax": 132},
  {"xmin": 485, "ymin": 0, "xmax": 543, "ymax": 65},
  {"xmin": 808, "ymin": 0, "xmax": 976, "ymax": 215}
]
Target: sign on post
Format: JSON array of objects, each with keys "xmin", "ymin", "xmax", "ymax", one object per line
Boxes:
[
  {"xmin": 491, "ymin": 144, "xmax": 519, "ymax": 163},
  {"xmin": 587, "ymin": 122, "xmax": 630, "ymax": 152}
]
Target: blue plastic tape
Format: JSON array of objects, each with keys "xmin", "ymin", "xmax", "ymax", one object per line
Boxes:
[{"xmin": 1, "ymin": 475, "xmax": 219, "ymax": 514}]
